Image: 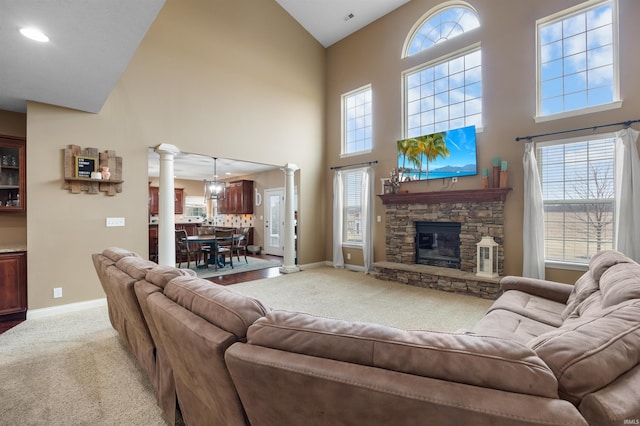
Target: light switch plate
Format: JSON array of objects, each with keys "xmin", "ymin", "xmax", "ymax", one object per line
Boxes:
[{"xmin": 106, "ymin": 217, "xmax": 125, "ymax": 227}]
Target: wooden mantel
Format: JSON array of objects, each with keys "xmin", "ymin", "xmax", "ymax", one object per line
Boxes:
[{"xmin": 378, "ymin": 187, "xmax": 512, "ymax": 205}]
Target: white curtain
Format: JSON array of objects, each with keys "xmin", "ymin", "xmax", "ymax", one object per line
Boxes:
[
  {"xmin": 522, "ymin": 142, "xmax": 545, "ymax": 279},
  {"xmin": 361, "ymin": 167, "xmax": 374, "ymax": 273},
  {"xmin": 332, "ymin": 170, "xmax": 345, "ymax": 268},
  {"xmin": 614, "ymin": 128, "xmax": 640, "ymax": 261}
]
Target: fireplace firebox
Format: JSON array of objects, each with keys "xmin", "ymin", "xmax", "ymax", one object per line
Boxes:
[{"xmin": 415, "ymin": 222, "xmax": 461, "ymax": 269}]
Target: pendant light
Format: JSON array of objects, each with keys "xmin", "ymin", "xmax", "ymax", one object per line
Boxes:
[{"xmin": 204, "ymin": 157, "xmax": 226, "ymax": 200}]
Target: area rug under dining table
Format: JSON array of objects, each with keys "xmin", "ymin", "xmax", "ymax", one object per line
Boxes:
[{"xmin": 180, "ymin": 255, "xmax": 282, "ymax": 279}]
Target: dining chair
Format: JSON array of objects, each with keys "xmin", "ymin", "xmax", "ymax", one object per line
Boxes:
[
  {"xmin": 212, "ymin": 229, "xmax": 234, "ymax": 271},
  {"xmin": 175, "ymin": 229, "xmax": 200, "ymax": 268},
  {"xmin": 231, "ymin": 227, "xmax": 250, "ymax": 263},
  {"xmin": 197, "ymin": 226, "xmax": 215, "ymax": 266}
]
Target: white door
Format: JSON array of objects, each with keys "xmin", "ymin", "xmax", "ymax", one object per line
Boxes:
[{"xmin": 264, "ymin": 188, "xmax": 285, "ymax": 256}]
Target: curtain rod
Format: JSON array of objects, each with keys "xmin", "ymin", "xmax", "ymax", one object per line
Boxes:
[
  {"xmin": 515, "ymin": 119, "xmax": 640, "ymax": 142},
  {"xmin": 330, "ymin": 160, "xmax": 378, "ymax": 170}
]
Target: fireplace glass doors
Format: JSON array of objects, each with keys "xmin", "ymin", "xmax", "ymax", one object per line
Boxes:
[{"xmin": 415, "ymin": 222, "xmax": 461, "ymax": 269}]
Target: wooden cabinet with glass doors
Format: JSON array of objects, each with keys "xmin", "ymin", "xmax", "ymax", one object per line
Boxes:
[{"xmin": 0, "ymin": 135, "xmax": 26, "ymax": 213}]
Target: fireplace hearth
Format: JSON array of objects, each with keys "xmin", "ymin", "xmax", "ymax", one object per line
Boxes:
[
  {"xmin": 375, "ymin": 189, "xmax": 511, "ymax": 299},
  {"xmin": 415, "ymin": 222, "xmax": 461, "ymax": 269}
]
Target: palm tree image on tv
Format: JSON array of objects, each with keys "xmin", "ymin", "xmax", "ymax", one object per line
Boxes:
[{"xmin": 397, "ymin": 125, "xmax": 477, "ymax": 181}]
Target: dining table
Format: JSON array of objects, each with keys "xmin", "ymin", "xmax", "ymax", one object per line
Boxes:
[{"xmin": 185, "ymin": 234, "xmax": 241, "ymax": 269}]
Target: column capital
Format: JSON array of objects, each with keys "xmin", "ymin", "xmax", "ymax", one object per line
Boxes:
[
  {"xmin": 155, "ymin": 143, "xmax": 180, "ymax": 156},
  {"xmin": 281, "ymin": 163, "xmax": 300, "ymax": 173}
]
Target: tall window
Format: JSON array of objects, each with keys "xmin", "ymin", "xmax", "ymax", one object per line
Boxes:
[
  {"xmin": 537, "ymin": 0, "xmax": 619, "ymax": 119},
  {"xmin": 342, "ymin": 85, "xmax": 372, "ymax": 156},
  {"xmin": 404, "ymin": 47, "xmax": 482, "ymax": 136},
  {"xmin": 343, "ymin": 169, "xmax": 363, "ymax": 245},
  {"xmin": 403, "ymin": 4, "xmax": 481, "ymax": 136},
  {"xmin": 537, "ymin": 134, "xmax": 615, "ymax": 264}
]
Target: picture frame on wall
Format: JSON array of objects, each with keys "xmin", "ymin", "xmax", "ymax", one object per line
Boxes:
[{"xmin": 75, "ymin": 155, "xmax": 97, "ymax": 178}]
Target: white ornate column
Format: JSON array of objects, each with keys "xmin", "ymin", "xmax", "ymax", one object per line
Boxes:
[
  {"xmin": 280, "ymin": 163, "xmax": 300, "ymax": 274},
  {"xmin": 155, "ymin": 143, "xmax": 180, "ymax": 266}
]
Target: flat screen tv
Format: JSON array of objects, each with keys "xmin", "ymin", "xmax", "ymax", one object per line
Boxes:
[{"xmin": 397, "ymin": 125, "xmax": 477, "ymax": 181}]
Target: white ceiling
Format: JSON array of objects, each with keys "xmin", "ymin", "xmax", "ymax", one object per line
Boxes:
[
  {"xmin": 148, "ymin": 150, "xmax": 280, "ymax": 181},
  {"xmin": 3, "ymin": 0, "xmax": 409, "ymax": 178},
  {"xmin": 275, "ymin": 0, "xmax": 409, "ymax": 47},
  {"xmin": 0, "ymin": 0, "xmax": 165, "ymax": 114}
]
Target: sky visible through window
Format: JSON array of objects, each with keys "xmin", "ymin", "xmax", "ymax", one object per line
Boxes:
[
  {"xmin": 343, "ymin": 86, "xmax": 372, "ymax": 155},
  {"xmin": 405, "ymin": 48, "xmax": 482, "ymax": 136},
  {"xmin": 407, "ymin": 6, "xmax": 479, "ymax": 56},
  {"xmin": 539, "ymin": 1, "xmax": 615, "ymax": 115}
]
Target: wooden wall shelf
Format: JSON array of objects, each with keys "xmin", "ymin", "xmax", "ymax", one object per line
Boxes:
[
  {"xmin": 66, "ymin": 177, "xmax": 124, "ymax": 184},
  {"xmin": 378, "ymin": 187, "xmax": 512, "ymax": 205},
  {"xmin": 63, "ymin": 145, "xmax": 123, "ymax": 196}
]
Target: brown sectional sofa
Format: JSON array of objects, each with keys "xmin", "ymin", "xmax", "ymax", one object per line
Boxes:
[{"xmin": 92, "ymin": 248, "xmax": 640, "ymax": 425}]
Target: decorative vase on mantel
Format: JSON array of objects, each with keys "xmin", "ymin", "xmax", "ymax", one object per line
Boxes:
[{"xmin": 101, "ymin": 166, "xmax": 111, "ymax": 180}]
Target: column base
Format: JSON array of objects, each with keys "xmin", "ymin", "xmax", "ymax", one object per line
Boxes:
[{"xmin": 279, "ymin": 265, "xmax": 301, "ymax": 274}]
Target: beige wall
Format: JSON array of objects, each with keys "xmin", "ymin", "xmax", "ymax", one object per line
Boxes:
[
  {"xmin": 0, "ymin": 110, "xmax": 27, "ymax": 245},
  {"xmin": 26, "ymin": 0, "xmax": 326, "ymax": 310},
  {"xmin": 325, "ymin": 0, "xmax": 640, "ymax": 282}
]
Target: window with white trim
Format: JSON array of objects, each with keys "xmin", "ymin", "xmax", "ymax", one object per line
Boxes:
[
  {"xmin": 537, "ymin": 0, "xmax": 618, "ymax": 118},
  {"xmin": 404, "ymin": 46, "xmax": 482, "ymax": 136},
  {"xmin": 343, "ymin": 169, "xmax": 363, "ymax": 245},
  {"xmin": 537, "ymin": 133, "xmax": 615, "ymax": 264},
  {"xmin": 342, "ymin": 85, "xmax": 372, "ymax": 156},
  {"xmin": 404, "ymin": 5, "xmax": 480, "ymax": 57}
]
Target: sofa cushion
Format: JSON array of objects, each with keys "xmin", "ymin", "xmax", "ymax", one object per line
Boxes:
[
  {"xmin": 562, "ymin": 251, "xmax": 634, "ymax": 320},
  {"xmin": 472, "ymin": 309, "xmax": 558, "ymax": 345},
  {"xmin": 247, "ymin": 310, "xmax": 559, "ymax": 398},
  {"xmin": 599, "ymin": 261, "xmax": 640, "ymax": 308},
  {"xmin": 561, "ymin": 272, "xmax": 599, "ymax": 320},
  {"xmin": 164, "ymin": 276, "xmax": 269, "ymax": 340},
  {"xmin": 529, "ymin": 299, "xmax": 640, "ymax": 405},
  {"xmin": 589, "ymin": 250, "xmax": 634, "ymax": 282},
  {"xmin": 116, "ymin": 256, "xmax": 158, "ymax": 280},
  {"xmin": 146, "ymin": 265, "xmax": 195, "ymax": 289},
  {"xmin": 487, "ymin": 290, "xmax": 565, "ymax": 327},
  {"xmin": 102, "ymin": 247, "xmax": 140, "ymax": 263}
]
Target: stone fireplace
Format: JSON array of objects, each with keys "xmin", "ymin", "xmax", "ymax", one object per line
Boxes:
[{"xmin": 374, "ymin": 188, "xmax": 511, "ymax": 299}]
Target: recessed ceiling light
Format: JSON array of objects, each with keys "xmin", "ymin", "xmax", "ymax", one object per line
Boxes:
[{"xmin": 20, "ymin": 27, "xmax": 49, "ymax": 42}]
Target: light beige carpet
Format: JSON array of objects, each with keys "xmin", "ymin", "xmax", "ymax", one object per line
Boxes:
[
  {"xmin": 0, "ymin": 306, "xmax": 167, "ymax": 425},
  {"xmin": 230, "ymin": 267, "xmax": 493, "ymax": 331},
  {"xmin": 0, "ymin": 267, "xmax": 492, "ymax": 425}
]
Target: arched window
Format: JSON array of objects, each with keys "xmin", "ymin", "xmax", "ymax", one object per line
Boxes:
[
  {"xmin": 404, "ymin": 5, "xmax": 479, "ymax": 57},
  {"xmin": 402, "ymin": 3, "xmax": 482, "ymax": 136}
]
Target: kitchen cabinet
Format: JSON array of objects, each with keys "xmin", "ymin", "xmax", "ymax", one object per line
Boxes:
[
  {"xmin": 149, "ymin": 186, "xmax": 184, "ymax": 215},
  {"xmin": 0, "ymin": 251, "xmax": 27, "ymax": 327},
  {"xmin": 0, "ymin": 135, "xmax": 26, "ymax": 213},
  {"xmin": 219, "ymin": 180, "xmax": 253, "ymax": 214}
]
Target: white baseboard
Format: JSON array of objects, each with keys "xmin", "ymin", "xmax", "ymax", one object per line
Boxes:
[
  {"xmin": 298, "ymin": 261, "xmax": 330, "ymax": 270},
  {"xmin": 27, "ymin": 298, "xmax": 107, "ymax": 320},
  {"xmin": 314, "ymin": 260, "xmax": 366, "ymax": 272}
]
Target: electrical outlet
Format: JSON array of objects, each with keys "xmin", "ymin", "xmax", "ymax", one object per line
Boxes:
[
  {"xmin": 106, "ymin": 217, "xmax": 125, "ymax": 227},
  {"xmin": 347, "ymin": 253, "xmax": 351, "ymax": 260},
  {"xmin": 53, "ymin": 287, "xmax": 63, "ymax": 298}
]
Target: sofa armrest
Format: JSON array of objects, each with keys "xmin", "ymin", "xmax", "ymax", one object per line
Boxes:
[{"xmin": 500, "ymin": 276, "xmax": 574, "ymax": 304}]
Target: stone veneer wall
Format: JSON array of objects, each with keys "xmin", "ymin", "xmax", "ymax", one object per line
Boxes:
[{"xmin": 385, "ymin": 200, "xmax": 506, "ymax": 275}]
